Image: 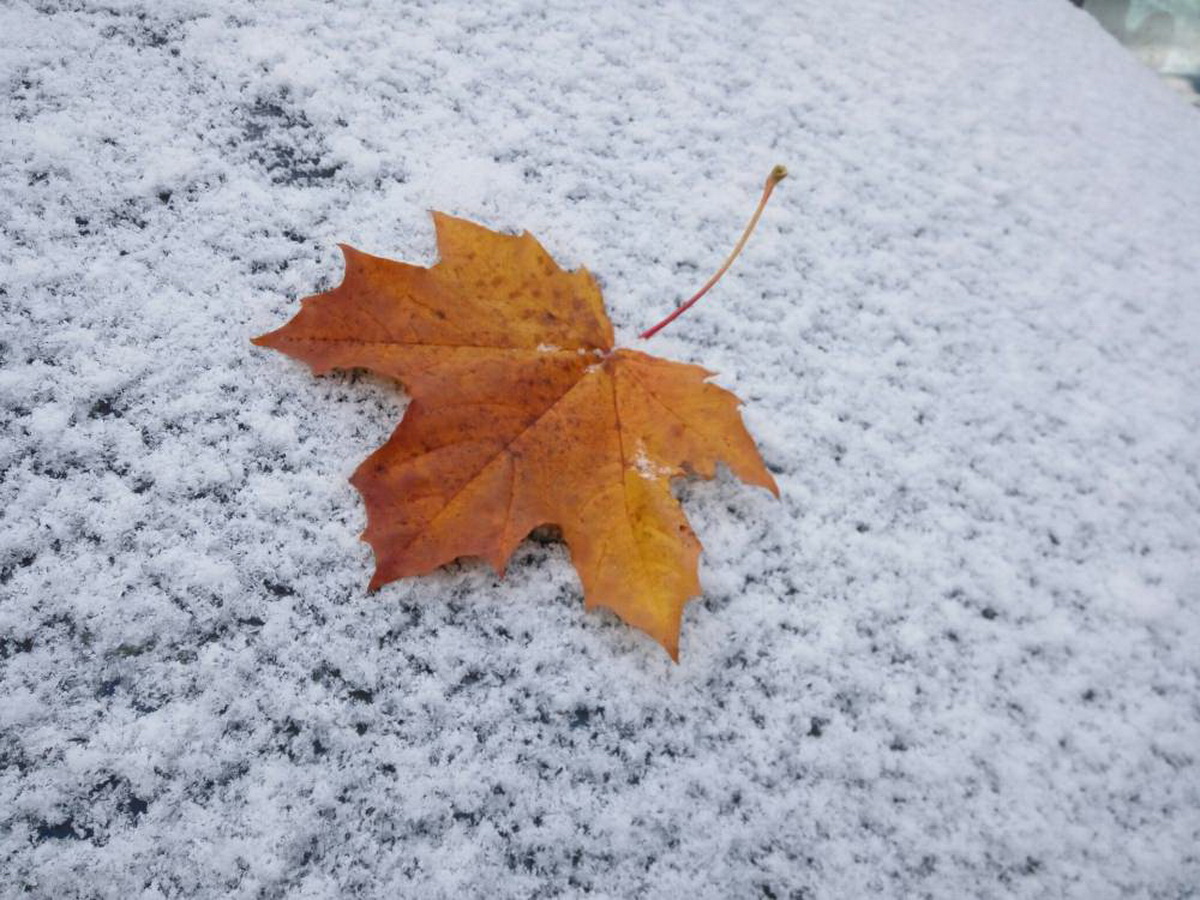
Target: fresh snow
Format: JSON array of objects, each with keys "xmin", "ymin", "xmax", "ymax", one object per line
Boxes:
[{"xmin": 2, "ymin": 0, "xmax": 1199, "ymax": 897}]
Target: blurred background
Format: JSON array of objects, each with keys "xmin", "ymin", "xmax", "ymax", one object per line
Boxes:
[{"xmin": 1076, "ymin": 0, "xmax": 1200, "ymax": 105}]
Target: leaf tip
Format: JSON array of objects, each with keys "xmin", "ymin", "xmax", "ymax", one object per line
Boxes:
[
  {"xmin": 336, "ymin": 243, "xmax": 365, "ymax": 267},
  {"xmin": 765, "ymin": 473, "xmax": 781, "ymax": 498},
  {"xmin": 665, "ymin": 639, "xmax": 680, "ymax": 664}
]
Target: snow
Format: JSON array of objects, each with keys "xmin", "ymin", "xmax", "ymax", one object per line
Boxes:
[{"xmin": 2, "ymin": 0, "xmax": 1200, "ymax": 897}]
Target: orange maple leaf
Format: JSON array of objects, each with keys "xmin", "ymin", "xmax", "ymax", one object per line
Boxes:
[{"xmin": 254, "ymin": 172, "xmax": 784, "ymax": 659}]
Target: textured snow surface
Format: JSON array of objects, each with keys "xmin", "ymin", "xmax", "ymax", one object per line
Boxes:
[{"xmin": 3, "ymin": 1, "xmax": 1200, "ymax": 897}]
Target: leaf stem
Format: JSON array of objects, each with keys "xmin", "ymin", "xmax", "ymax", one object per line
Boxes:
[{"xmin": 639, "ymin": 164, "xmax": 787, "ymax": 340}]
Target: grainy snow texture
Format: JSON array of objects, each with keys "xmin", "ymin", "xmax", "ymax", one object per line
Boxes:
[{"xmin": 2, "ymin": 0, "xmax": 1199, "ymax": 897}]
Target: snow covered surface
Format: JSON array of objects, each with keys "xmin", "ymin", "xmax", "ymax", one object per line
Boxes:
[{"xmin": 3, "ymin": 0, "xmax": 1200, "ymax": 896}]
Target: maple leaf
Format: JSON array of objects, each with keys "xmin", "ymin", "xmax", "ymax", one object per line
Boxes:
[{"xmin": 254, "ymin": 173, "xmax": 783, "ymax": 659}]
